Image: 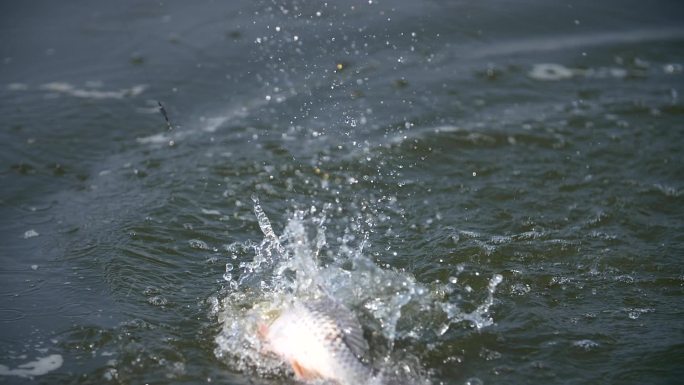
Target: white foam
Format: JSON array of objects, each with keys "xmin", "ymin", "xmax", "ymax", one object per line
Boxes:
[
  {"xmin": 23, "ymin": 229, "xmax": 39, "ymax": 239},
  {"xmin": 528, "ymin": 63, "xmax": 575, "ymax": 81},
  {"xmin": 0, "ymin": 354, "xmax": 63, "ymax": 378},
  {"xmin": 40, "ymin": 82, "xmax": 146, "ymax": 99},
  {"xmin": 201, "ymin": 208, "xmax": 222, "ymax": 216},
  {"xmin": 136, "ymin": 133, "xmax": 172, "ymax": 144}
]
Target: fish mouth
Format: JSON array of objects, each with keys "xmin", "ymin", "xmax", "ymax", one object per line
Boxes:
[{"xmin": 290, "ymin": 359, "xmax": 324, "ymax": 381}]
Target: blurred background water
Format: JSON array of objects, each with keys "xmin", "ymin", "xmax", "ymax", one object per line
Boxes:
[{"xmin": 1, "ymin": 0, "xmax": 683, "ymax": 384}]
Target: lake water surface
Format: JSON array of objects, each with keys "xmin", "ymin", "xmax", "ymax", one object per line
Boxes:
[{"xmin": 1, "ymin": 1, "xmax": 683, "ymax": 384}]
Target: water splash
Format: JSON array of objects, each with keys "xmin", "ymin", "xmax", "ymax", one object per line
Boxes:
[{"xmin": 214, "ymin": 199, "xmax": 504, "ymax": 383}]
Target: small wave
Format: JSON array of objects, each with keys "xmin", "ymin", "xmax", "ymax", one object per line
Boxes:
[
  {"xmin": 652, "ymin": 183, "xmax": 680, "ymax": 197},
  {"xmin": 471, "ymin": 27, "xmax": 684, "ymax": 59}
]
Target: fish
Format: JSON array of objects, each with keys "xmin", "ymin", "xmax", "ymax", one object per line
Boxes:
[{"xmin": 258, "ymin": 297, "xmax": 376, "ymax": 385}]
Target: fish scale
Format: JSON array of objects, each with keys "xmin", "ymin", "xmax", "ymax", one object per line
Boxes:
[{"xmin": 261, "ymin": 298, "xmax": 376, "ymax": 385}]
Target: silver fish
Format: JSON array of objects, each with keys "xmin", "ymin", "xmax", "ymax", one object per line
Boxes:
[{"xmin": 259, "ymin": 297, "xmax": 375, "ymax": 385}]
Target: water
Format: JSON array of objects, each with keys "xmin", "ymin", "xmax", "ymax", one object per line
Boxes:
[{"xmin": 1, "ymin": 0, "xmax": 683, "ymax": 384}]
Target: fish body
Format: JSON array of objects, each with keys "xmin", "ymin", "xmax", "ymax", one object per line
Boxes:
[{"xmin": 260, "ymin": 298, "xmax": 375, "ymax": 385}]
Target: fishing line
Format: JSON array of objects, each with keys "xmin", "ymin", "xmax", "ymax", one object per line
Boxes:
[
  {"xmin": 157, "ymin": 101, "xmax": 175, "ymax": 132},
  {"xmin": 121, "ymin": 5, "xmax": 177, "ymax": 145}
]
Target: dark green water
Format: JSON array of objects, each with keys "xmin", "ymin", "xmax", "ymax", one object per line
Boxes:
[{"xmin": 1, "ymin": 1, "xmax": 683, "ymax": 384}]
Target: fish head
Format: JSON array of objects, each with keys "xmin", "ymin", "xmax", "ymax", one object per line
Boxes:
[{"xmin": 258, "ymin": 305, "xmax": 304, "ymax": 359}]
